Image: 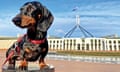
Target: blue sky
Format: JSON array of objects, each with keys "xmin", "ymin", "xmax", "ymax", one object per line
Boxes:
[{"xmin": 0, "ymin": 0, "xmax": 120, "ymax": 37}]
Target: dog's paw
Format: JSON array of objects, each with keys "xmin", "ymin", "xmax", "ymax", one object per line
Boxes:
[
  {"xmin": 7, "ymin": 64, "xmax": 15, "ymax": 70},
  {"xmin": 18, "ymin": 59, "xmax": 28, "ymax": 71},
  {"xmin": 39, "ymin": 63, "xmax": 48, "ymax": 69},
  {"xmin": 18, "ymin": 65, "xmax": 28, "ymax": 71}
]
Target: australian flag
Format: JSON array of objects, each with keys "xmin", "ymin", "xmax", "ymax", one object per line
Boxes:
[{"xmin": 72, "ymin": 6, "xmax": 79, "ymax": 11}]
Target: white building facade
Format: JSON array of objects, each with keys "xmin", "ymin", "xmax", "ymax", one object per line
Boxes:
[{"xmin": 48, "ymin": 38, "xmax": 120, "ymax": 52}]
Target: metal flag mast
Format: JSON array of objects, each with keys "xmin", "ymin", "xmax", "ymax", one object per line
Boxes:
[{"xmin": 64, "ymin": 7, "xmax": 94, "ymax": 38}]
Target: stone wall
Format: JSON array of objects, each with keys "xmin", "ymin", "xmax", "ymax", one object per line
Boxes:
[{"xmin": 0, "ymin": 39, "xmax": 16, "ymax": 49}]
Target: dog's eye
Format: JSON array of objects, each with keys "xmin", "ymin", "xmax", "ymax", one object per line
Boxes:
[
  {"xmin": 24, "ymin": 12, "xmax": 27, "ymax": 15},
  {"xmin": 20, "ymin": 8, "xmax": 23, "ymax": 11},
  {"xmin": 27, "ymin": 7, "xmax": 31, "ymax": 12}
]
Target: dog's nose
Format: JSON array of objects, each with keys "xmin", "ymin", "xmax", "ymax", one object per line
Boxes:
[{"xmin": 12, "ymin": 17, "xmax": 21, "ymax": 25}]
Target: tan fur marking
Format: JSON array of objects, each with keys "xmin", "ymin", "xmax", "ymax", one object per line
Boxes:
[{"xmin": 21, "ymin": 15, "xmax": 36, "ymax": 27}]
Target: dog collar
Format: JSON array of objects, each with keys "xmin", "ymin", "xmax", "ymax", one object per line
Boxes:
[
  {"xmin": 17, "ymin": 34, "xmax": 45, "ymax": 44},
  {"xmin": 29, "ymin": 38, "xmax": 45, "ymax": 44}
]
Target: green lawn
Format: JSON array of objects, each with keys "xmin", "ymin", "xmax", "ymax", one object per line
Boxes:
[{"xmin": 57, "ymin": 51, "xmax": 120, "ymax": 57}]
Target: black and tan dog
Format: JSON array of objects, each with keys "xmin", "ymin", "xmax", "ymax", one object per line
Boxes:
[{"xmin": 3, "ymin": 1, "xmax": 54, "ymax": 70}]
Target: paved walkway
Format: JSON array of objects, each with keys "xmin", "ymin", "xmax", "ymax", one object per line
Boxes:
[{"xmin": 0, "ymin": 50, "xmax": 120, "ymax": 72}]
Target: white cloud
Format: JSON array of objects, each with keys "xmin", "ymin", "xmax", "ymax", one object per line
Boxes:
[
  {"xmin": 55, "ymin": 29, "xmax": 65, "ymax": 34},
  {"xmin": 53, "ymin": 16, "xmax": 75, "ymax": 25}
]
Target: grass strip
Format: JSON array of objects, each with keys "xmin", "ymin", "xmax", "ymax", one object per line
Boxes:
[{"xmin": 57, "ymin": 51, "xmax": 120, "ymax": 57}]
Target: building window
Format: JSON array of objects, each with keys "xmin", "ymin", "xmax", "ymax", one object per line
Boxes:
[
  {"xmin": 114, "ymin": 45, "xmax": 116, "ymax": 51},
  {"xmin": 114, "ymin": 41, "xmax": 116, "ymax": 44},
  {"xmin": 99, "ymin": 40, "xmax": 101, "ymax": 43},
  {"xmin": 82, "ymin": 39, "xmax": 85, "ymax": 43},
  {"xmin": 91, "ymin": 39, "xmax": 93, "ymax": 51},
  {"xmin": 74, "ymin": 39, "xmax": 76, "ymax": 46},
  {"xmin": 118, "ymin": 41, "xmax": 120, "ymax": 44},
  {"xmin": 77, "ymin": 44, "xmax": 80, "ymax": 50},
  {"xmin": 119, "ymin": 45, "xmax": 120, "ymax": 51},
  {"xmin": 50, "ymin": 41, "xmax": 52, "ymax": 43},
  {"xmin": 53, "ymin": 41, "xmax": 55, "ymax": 43},
  {"xmin": 82, "ymin": 47, "xmax": 84, "ymax": 51},
  {"xmin": 95, "ymin": 40, "xmax": 97, "ymax": 50},
  {"xmin": 102, "ymin": 41, "xmax": 105, "ymax": 51},
  {"xmin": 109, "ymin": 45, "xmax": 112, "ymax": 51},
  {"xmin": 53, "ymin": 45, "xmax": 55, "ymax": 48},
  {"xmin": 70, "ymin": 40, "xmax": 72, "ymax": 45},
  {"xmin": 63, "ymin": 43, "xmax": 65, "ymax": 49},
  {"xmin": 60, "ymin": 45, "xmax": 62, "ymax": 48},
  {"xmin": 60, "ymin": 41, "xmax": 62, "ymax": 43},
  {"xmin": 109, "ymin": 41, "xmax": 111, "ymax": 44},
  {"xmin": 86, "ymin": 44, "xmax": 89, "ymax": 50}
]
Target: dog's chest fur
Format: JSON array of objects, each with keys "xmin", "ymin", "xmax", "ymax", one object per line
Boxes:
[
  {"xmin": 27, "ymin": 26, "xmax": 47, "ymax": 40},
  {"xmin": 19, "ymin": 35, "xmax": 47, "ymax": 61}
]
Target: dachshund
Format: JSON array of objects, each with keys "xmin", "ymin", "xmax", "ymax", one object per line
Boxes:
[{"xmin": 3, "ymin": 1, "xmax": 54, "ymax": 70}]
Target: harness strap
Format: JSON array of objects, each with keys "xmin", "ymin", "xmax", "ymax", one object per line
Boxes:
[
  {"xmin": 2, "ymin": 50, "xmax": 14, "ymax": 66},
  {"xmin": 16, "ymin": 46, "xmax": 20, "ymax": 55},
  {"xmin": 2, "ymin": 34, "xmax": 46, "ymax": 66}
]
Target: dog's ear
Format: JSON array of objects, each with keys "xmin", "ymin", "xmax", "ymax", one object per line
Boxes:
[
  {"xmin": 32, "ymin": 9, "xmax": 43, "ymax": 20},
  {"xmin": 31, "ymin": 1, "xmax": 54, "ymax": 32},
  {"xmin": 37, "ymin": 7, "xmax": 54, "ymax": 32}
]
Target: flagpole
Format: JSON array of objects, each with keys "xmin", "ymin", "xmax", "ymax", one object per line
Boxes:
[{"xmin": 64, "ymin": 6, "xmax": 94, "ymax": 38}]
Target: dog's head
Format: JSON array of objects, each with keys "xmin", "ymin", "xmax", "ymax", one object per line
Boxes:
[{"xmin": 12, "ymin": 1, "xmax": 43, "ymax": 28}]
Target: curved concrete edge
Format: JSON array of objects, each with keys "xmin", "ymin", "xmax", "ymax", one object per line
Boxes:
[{"xmin": 2, "ymin": 65, "xmax": 55, "ymax": 72}]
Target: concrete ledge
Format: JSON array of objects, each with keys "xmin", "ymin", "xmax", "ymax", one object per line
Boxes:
[{"xmin": 2, "ymin": 65, "xmax": 55, "ymax": 72}]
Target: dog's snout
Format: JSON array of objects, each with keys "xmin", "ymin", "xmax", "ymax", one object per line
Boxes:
[{"xmin": 12, "ymin": 17, "xmax": 21, "ymax": 25}]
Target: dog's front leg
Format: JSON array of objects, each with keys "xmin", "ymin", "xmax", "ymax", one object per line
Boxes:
[
  {"xmin": 8, "ymin": 59, "xmax": 16, "ymax": 69},
  {"xmin": 19, "ymin": 59, "xmax": 28, "ymax": 70},
  {"xmin": 39, "ymin": 58, "xmax": 47, "ymax": 69}
]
